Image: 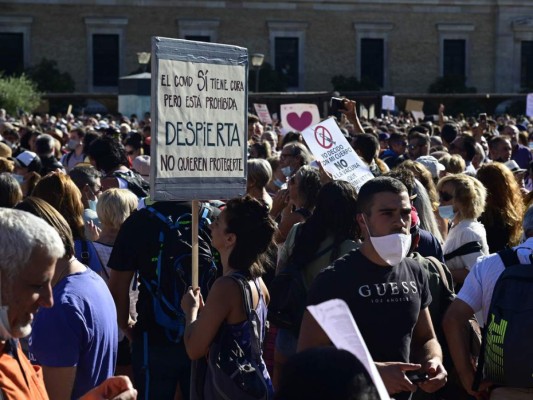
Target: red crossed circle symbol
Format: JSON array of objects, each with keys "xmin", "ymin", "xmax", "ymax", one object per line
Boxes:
[{"xmin": 314, "ymin": 126, "xmax": 333, "ymax": 149}]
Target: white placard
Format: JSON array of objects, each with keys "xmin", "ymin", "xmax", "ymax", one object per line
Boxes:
[
  {"xmin": 411, "ymin": 110, "xmax": 425, "ymax": 123},
  {"xmin": 308, "ymin": 299, "xmax": 391, "ymax": 400},
  {"xmin": 280, "ymin": 103, "xmax": 320, "ymax": 133},
  {"xmin": 381, "ymin": 95, "xmax": 395, "ymax": 111},
  {"xmin": 253, "ymin": 103, "xmax": 273, "ymax": 125},
  {"xmin": 151, "ymin": 37, "xmax": 248, "ymax": 201},
  {"xmin": 527, "ymin": 93, "xmax": 533, "ymax": 117},
  {"xmin": 302, "ymin": 118, "xmax": 374, "ymax": 192}
]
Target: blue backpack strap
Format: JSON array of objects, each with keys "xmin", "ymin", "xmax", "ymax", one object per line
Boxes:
[{"xmin": 146, "ymin": 206, "xmax": 176, "ymax": 229}]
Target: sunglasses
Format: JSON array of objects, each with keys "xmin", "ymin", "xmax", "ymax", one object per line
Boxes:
[{"xmin": 439, "ymin": 191, "xmax": 453, "ymax": 202}]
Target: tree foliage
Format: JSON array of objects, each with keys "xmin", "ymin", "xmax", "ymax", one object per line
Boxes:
[
  {"xmin": 25, "ymin": 58, "xmax": 75, "ymax": 93},
  {"xmin": 331, "ymin": 75, "xmax": 381, "ymax": 91},
  {"xmin": 428, "ymin": 75, "xmax": 476, "ymax": 94},
  {"xmin": 0, "ymin": 73, "xmax": 41, "ymax": 115}
]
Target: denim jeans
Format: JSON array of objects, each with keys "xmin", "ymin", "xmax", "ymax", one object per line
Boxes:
[{"xmin": 132, "ymin": 333, "xmax": 191, "ymax": 400}]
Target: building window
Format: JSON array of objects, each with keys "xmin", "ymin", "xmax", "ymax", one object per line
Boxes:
[
  {"xmin": 0, "ymin": 33, "xmax": 24, "ymax": 75},
  {"xmin": 521, "ymin": 41, "xmax": 533, "ymax": 89},
  {"xmin": 360, "ymin": 38, "xmax": 384, "ymax": 87},
  {"xmin": 437, "ymin": 24, "xmax": 473, "ymax": 83},
  {"xmin": 268, "ymin": 21, "xmax": 308, "ymax": 90},
  {"xmin": 353, "ymin": 22, "xmax": 393, "ymax": 90},
  {"xmin": 443, "ymin": 39, "xmax": 466, "ymax": 77},
  {"xmin": 275, "ymin": 37, "xmax": 299, "ymax": 88},
  {"xmin": 178, "ymin": 19, "xmax": 219, "ymax": 43},
  {"xmin": 85, "ymin": 17, "xmax": 127, "ymax": 92},
  {"xmin": 93, "ymin": 34, "xmax": 119, "ymax": 87},
  {"xmin": 0, "ymin": 16, "xmax": 33, "ymax": 74}
]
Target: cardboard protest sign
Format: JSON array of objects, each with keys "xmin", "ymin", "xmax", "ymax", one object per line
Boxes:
[
  {"xmin": 302, "ymin": 118, "xmax": 374, "ymax": 192},
  {"xmin": 280, "ymin": 103, "xmax": 320, "ymax": 134},
  {"xmin": 381, "ymin": 95, "xmax": 395, "ymax": 111},
  {"xmin": 151, "ymin": 37, "xmax": 248, "ymax": 201},
  {"xmin": 527, "ymin": 93, "xmax": 533, "ymax": 117},
  {"xmin": 253, "ymin": 103, "xmax": 273, "ymax": 125},
  {"xmin": 405, "ymin": 99, "xmax": 424, "ymax": 112}
]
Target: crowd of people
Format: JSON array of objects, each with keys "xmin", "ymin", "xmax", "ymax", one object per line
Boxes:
[{"xmin": 0, "ymin": 101, "xmax": 533, "ymax": 400}]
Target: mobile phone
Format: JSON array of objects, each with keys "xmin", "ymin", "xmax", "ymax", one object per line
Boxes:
[
  {"xmin": 405, "ymin": 371, "xmax": 429, "ymax": 384},
  {"xmin": 478, "ymin": 113, "xmax": 487, "ymax": 123},
  {"xmin": 330, "ymin": 97, "xmax": 345, "ymax": 115}
]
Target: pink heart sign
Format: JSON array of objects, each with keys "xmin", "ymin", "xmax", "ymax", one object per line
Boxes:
[{"xmin": 286, "ymin": 111, "xmax": 313, "ymax": 132}]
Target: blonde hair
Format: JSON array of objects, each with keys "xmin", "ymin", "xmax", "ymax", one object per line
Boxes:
[
  {"xmin": 439, "ymin": 154, "xmax": 465, "ymax": 174},
  {"xmin": 437, "ymin": 174, "xmax": 486, "ymax": 220},
  {"xmin": 96, "ymin": 188, "xmax": 138, "ymax": 230}
]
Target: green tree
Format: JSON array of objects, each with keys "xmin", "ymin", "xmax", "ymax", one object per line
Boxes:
[
  {"xmin": 25, "ymin": 58, "xmax": 75, "ymax": 92},
  {"xmin": 428, "ymin": 75, "xmax": 476, "ymax": 94},
  {"xmin": 331, "ymin": 75, "xmax": 381, "ymax": 91},
  {"xmin": 0, "ymin": 73, "xmax": 41, "ymax": 115}
]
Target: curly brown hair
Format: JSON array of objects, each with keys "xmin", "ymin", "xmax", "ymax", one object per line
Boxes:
[{"xmin": 476, "ymin": 163, "xmax": 524, "ymax": 246}]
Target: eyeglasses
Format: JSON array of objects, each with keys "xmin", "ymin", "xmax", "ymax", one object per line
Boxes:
[
  {"xmin": 439, "ymin": 191, "xmax": 453, "ymax": 202},
  {"xmin": 280, "ymin": 153, "xmax": 295, "ymax": 161}
]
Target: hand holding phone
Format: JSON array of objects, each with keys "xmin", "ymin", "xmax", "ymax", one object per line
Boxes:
[
  {"xmin": 405, "ymin": 370, "xmax": 429, "ymax": 384},
  {"xmin": 330, "ymin": 97, "xmax": 346, "ymax": 114}
]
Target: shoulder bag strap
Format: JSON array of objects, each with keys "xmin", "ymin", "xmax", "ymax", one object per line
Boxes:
[
  {"xmin": 426, "ymin": 256, "xmax": 454, "ymax": 293},
  {"xmin": 497, "ymin": 247, "xmax": 520, "ymax": 268},
  {"xmin": 443, "ymin": 241, "xmax": 482, "ymax": 261}
]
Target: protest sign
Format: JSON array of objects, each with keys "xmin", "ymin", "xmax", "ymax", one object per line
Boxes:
[
  {"xmin": 308, "ymin": 299, "xmax": 390, "ymax": 400},
  {"xmin": 405, "ymin": 99, "xmax": 424, "ymax": 112},
  {"xmin": 411, "ymin": 110, "xmax": 425, "ymax": 122},
  {"xmin": 302, "ymin": 118, "xmax": 373, "ymax": 192},
  {"xmin": 151, "ymin": 37, "xmax": 248, "ymax": 201},
  {"xmin": 280, "ymin": 103, "xmax": 320, "ymax": 133},
  {"xmin": 381, "ymin": 95, "xmax": 395, "ymax": 111},
  {"xmin": 527, "ymin": 93, "xmax": 533, "ymax": 117},
  {"xmin": 254, "ymin": 103, "xmax": 273, "ymax": 125}
]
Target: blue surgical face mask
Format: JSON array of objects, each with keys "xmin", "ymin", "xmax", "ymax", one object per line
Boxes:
[
  {"xmin": 438, "ymin": 205, "xmax": 455, "ymax": 220},
  {"xmin": 281, "ymin": 166, "xmax": 292, "ymax": 177},
  {"xmin": 88, "ymin": 199, "xmax": 98, "ymax": 212},
  {"xmin": 12, "ymin": 173, "xmax": 24, "ymax": 184},
  {"xmin": 273, "ymin": 178, "xmax": 285, "ymax": 188}
]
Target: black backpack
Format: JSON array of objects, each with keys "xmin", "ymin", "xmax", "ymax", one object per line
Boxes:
[
  {"xmin": 268, "ymin": 226, "xmax": 333, "ymax": 333},
  {"xmin": 141, "ymin": 203, "xmax": 218, "ymax": 343},
  {"xmin": 474, "ymin": 247, "xmax": 533, "ymax": 389},
  {"xmin": 113, "ymin": 170, "xmax": 150, "ymax": 197}
]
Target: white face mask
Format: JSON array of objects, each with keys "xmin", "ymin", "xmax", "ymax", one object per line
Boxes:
[
  {"xmin": 281, "ymin": 166, "xmax": 292, "ymax": 177},
  {"xmin": 364, "ymin": 216, "xmax": 412, "ymax": 266}
]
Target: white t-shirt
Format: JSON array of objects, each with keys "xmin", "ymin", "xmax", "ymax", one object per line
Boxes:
[
  {"xmin": 458, "ymin": 237, "xmax": 533, "ymax": 326},
  {"xmin": 442, "ymin": 219, "xmax": 489, "ymax": 271}
]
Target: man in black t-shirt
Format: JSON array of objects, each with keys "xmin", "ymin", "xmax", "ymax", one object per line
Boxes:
[
  {"xmin": 298, "ymin": 177, "xmax": 447, "ymax": 400},
  {"xmin": 108, "ymin": 201, "xmax": 205, "ymax": 400}
]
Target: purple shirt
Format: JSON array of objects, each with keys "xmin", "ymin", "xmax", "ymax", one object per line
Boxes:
[
  {"xmin": 29, "ymin": 268, "xmax": 117, "ymax": 399},
  {"xmin": 512, "ymin": 144, "xmax": 533, "ymax": 169}
]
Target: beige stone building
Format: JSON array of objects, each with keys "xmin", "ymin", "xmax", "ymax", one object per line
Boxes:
[{"xmin": 1, "ymin": 0, "xmax": 532, "ymax": 94}]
